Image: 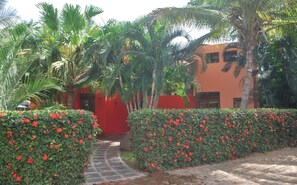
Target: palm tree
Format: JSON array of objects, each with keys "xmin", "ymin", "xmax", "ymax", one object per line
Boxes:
[
  {"xmin": 86, "ymin": 17, "xmax": 210, "ymax": 112},
  {"xmin": 0, "ymin": 0, "xmax": 17, "ymax": 28},
  {"xmin": 149, "ymin": 0, "xmax": 295, "ymax": 108},
  {"xmin": 37, "ymin": 2, "xmax": 103, "ymax": 108},
  {"xmin": 0, "ymin": 22, "xmax": 62, "ymax": 110}
]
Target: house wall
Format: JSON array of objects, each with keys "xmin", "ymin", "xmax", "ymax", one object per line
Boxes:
[{"xmin": 195, "ymin": 43, "xmax": 254, "ymax": 108}]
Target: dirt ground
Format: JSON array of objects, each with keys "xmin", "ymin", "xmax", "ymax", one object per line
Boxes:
[{"xmin": 98, "ymin": 147, "xmax": 297, "ymax": 185}]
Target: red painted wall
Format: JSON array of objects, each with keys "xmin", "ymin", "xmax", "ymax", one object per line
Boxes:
[
  {"xmin": 72, "ymin": 89, "xmax": 194, "ymax": 135},
  {"xmin": 157, "ymin": 95, "xmax": 185, "ymax": 109},
  {"xmin": 73, "ymin": 89, "xmax": 129, "ymax": 136}
]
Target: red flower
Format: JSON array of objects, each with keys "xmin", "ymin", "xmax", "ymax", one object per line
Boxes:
[
  {"xmin": 49, "ymin": 144, "xmax": 53, "ymax": 149},
  {"xmin": 23, "ymin": 118, "xmax": 30, "ymax": 123},
  {"xmin": 72, "ymin": 132, "xmax": 76, "ymax": 136},
  {"xmin": 270, "ymin": 113, "xmax": 276, "ymax": 120},
  {"xmin": 32, "ymin": 121, "xmax": 38, "ymax": 127},
  {"xmin": 72, "ymin": 125, "xmax": 76, "ymax": 129},
  {"xmin": 56, "ymin": 128, "xmax": 62, "ymax": 133},
  {"xmin": 55, "ymin": 145, "xmax": 59, "ymax": 149},
  {"xmin": 196, "ymin": 136, "xmax": 203, "ymax": 143},
  {"xmin": 7, "ymin": 131, "xmax": 12, "ymax": 137},
  {"xmin": 173, "ymin": 120, "xmax": 179, "ymax": 126},
  {"xmin": 49, "ymin": 113, "xmax": 55, "ymax": 119},
  {"xmin": 6, "ymin": 163, "xmax": 12, "ymax": 169},
  {"xmin": 93, "ymin": 123, "xmax": 99, "ymax": 128},
  {"xmin": 168, "ymin": 137, "xmax": 172, "ymax": 142},
  {"xmin": 16, "ymin": 155, "xmax": 22, "ymax": 160},
  {"xmin": 27, "ymin": 158, "xmax": 34, "ymax": 164},
  {"xmin": 184, "ymin": 145, "xmax": 190, "ymax": 149},
  {"xmin": 88, "ymin": 135, "xmax": 92, "ymax": 139},
  {"xmin": 199, "ymin": 124, "xmax": 205, "ymax": 129},
  {"xmin": 252, "ymin": 143, "xmax": 257, "ymax": 147},
  {"xmin": 32, "ymin": 135, "xmax": 37, "ymax": 140},
  {"xmin": 79, "ymin": 139, "xmax": 84, "ymax": 144},
  {"xmin": 0, "ymin": 113, "xmax": 7, "ymax": 117},
  {"xmin": 64, "ymin": 134, "xmax": 69, "ymax": 138},
  {"xmin": 15, "ymin": 176, "xmax": 21, "ymax": 182},
  {"xmin": 42, "ymin": 154, "xmax": 48, "ymax": 161}
]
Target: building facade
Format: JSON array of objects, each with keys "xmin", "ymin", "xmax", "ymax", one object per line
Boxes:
[{"xmin": 195, "ymin": 43, "xmax": 254, "ymax": 108}]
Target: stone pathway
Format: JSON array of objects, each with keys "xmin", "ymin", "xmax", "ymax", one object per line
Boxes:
[{"xmin": 83, "ymin": 135, "xmax": 145, "ymax": 185}]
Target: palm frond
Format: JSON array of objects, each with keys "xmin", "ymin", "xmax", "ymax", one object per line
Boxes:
[
  {"xmin": 36, "ymin": 2, "xmax": 59, "ymax": 32},
  {"xmin": 0, "ymin": 0, "xmax": 17, "ymax": 28},
  {"xmin": 84, "ymin": 5, "xmax": 103, "ymax": 22},
  {"xmin": 61, "ymin": 4, "xmax": 85, "ymax": 33}
]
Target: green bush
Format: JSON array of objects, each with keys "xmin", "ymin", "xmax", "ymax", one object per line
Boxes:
[
  {"xmin": 0, "ymin": 109, "xmax": 101, "ymax": 184},
  {"xmin": 128, "ymin": 109, "xmax": 297, "ymax": 173}
]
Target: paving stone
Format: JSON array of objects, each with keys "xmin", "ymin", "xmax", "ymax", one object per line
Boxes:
[
  {"xmin": 101, "ymin": 171, "xmax": 118, "ymax": 176},
  {"xmin": 105, "ymin": 175, "xmax": 123, "ymax": 181},
  {"xmin": 86, "ymin": 177, "xmax": 105, "ymax": 183},
  {"xmin": 114, "ymin": 169, "xmax": 136, "ymax": 175},
  {"xmin": 112, "ymin": 166, "xmax": 130, "ymax": 171},
  {"xmin": 84, "ymin": 173, "xmax": 102, "ymax": 179},
  {"xmin": 95, "ymin": 167, "xmax": 113, "ymax": 172}
]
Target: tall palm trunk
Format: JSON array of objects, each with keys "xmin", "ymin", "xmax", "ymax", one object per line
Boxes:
[
  {"xmin": 240, "ymin": 39, "xmax": 255, "ymax": 108},
  {"xmin": 149, "ymin": 66, "xmax": 156, "ymax": 109},
  {"xmin": 67, "ymin": 86, "xmax": 75, "ymax": 108}
]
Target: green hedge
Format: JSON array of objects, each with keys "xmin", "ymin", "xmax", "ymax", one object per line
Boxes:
[
  {"xmin": 128, "ymin": 109, "xmax": 297, "ymax": 173},
  {"xmin": 0, "ymin": 109, "xmax": 101, "ymax": 184}
]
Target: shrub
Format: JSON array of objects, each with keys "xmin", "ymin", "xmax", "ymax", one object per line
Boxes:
[
  {"xmin": 0, "ymin": 109, "xmax": 101, "ymax": 184},
  {"xmin": 128, "ymin": 109, "xmax": 297, "ymax": 173}
]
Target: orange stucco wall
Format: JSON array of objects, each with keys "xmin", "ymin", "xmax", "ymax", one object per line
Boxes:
[{"xmin": 195, "ymin": 43, "xmax": 254, "ymax": 108}]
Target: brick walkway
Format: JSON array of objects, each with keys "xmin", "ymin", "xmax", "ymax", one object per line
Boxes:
[{"xmin": 83, "ymin": 135, "xmax": 145, "ymax": 185}]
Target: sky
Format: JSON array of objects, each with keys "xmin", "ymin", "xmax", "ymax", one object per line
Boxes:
[
  {"xmin": 7, "ymin": 0, "xmax": 208, "ymax": 39},
  {"xmin": 7, "ymin": 0, "xmax": 190, "ymax": 23}
]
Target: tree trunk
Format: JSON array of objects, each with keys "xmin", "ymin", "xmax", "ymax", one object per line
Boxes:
[
  {"xmin": 67, "ymin": 86, "xmax": 75, "ymax": 108},
  {"xmin": 240, "ymin": 40, "xmax": 254, "ymax": 109},
  {"xmin": 149, "ymin": 67, "xmax": 156, "ymax": 109},
  {"xmin": 253, "ymin": 73, "xmax": 259, "ymax": 108}
]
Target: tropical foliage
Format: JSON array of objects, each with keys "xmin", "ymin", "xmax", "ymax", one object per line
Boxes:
[
  {"xmin": 36, "ymin": 2, "xmax": 103, "ymax": 108},
  {"xmin": 0, "ymin": 21, "xmax": 62, "ymax": 110},
  {"xmin": 257, "ymin": 4, "xmax": 297, "ymax": 108},
  {"xmin": 87, "ymin": 17, "xmax": 209, "ymax": 112}
]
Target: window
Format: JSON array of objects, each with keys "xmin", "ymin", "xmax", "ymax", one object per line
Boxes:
[
  {"xmin": 224, "ymin": 50, "xmax": 237, "ymax": 62},
  {"xmin": 233, "ymin": 98, "xmax": 241, "ymax": 108},
  {"xmin": 205, "ymin": 52, "xmax": 219, "ymax": 63},
  {"xmin": 197, "ymin": 92, "xmax": 220, "ymax": 108}
]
